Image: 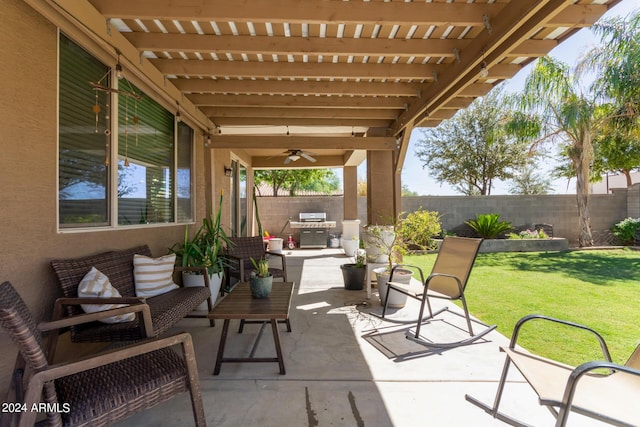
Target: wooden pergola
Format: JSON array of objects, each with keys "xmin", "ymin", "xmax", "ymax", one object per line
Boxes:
[{"xmin": 35, "ymin": 0, "xmax": 619, "ymax": 222}]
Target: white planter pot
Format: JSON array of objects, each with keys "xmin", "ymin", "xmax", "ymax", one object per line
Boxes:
[
  {"xmin": 364, "ymin": 229, "xmax": 395, "ymax": 263},
  {"xmin": 182, "ymin": 271, "xmax": 223, "ymax": 311},
  {"xmin": 374, "ymin": 267, "xmax": 412, "ymax": 308},
  {"xmin": 343, "ymin": 239, "xmax": 359, "ymax": 257}
]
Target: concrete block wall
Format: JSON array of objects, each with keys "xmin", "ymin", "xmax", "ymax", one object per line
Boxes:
[{"xmin": 256, "ymin": 186, "xmax": 637, "ymax": 245}]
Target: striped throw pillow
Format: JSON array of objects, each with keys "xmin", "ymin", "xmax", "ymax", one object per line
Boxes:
[
  {"xmin": 77, "ymin": 267, "xmax": 136, "ymax": 324},
  {"xmin": 133, "ymin": 253, "xmax": 179, "ymax": 297}
]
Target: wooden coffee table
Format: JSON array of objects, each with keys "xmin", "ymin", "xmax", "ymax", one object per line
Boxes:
[{"xmin": 208, "ymin": 282, "xmax": 294, "ymax": 375}]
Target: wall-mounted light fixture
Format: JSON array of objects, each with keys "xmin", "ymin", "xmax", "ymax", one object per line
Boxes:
[
  {"xmin": 224, "ymin": 166, "xmax": 233, "ymax": 177},
  {"xmin": 479, "ymin": 47, "xmax": 489, "ymax": 78},
  {"xmin": 479, "ymin": 61, "xmax": 489, "ymax": 78}
]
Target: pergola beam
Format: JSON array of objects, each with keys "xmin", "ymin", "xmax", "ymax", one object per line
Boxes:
[
  {"xmin": 152, "ymin": 59, "xmax": 521, "ymax": 81},
  {"xmin": 92, "ymin": 1, "xmax": 504, "ymax": 25},
  {"xmin": 202, "ymin": 107, "xmax": 397, "ymax": 120},
  {"xmin": 173, "ymin": 78, "xmax": 421, "ymax": 97},
  {"xmin": 212, "ymin": 117, "xmax": 391, "ymax": 127},
  {"xmin": 210, "ymin": 135, "xmax": 396, "ymax": 150},
  {"xmin": 392, "ymin": 0, "xmax": 571, "ymax": 135},
  {"xmin": 187, "ymin": 94, "xmax": 409, "ymax": 110},
  {"xmin": 134, "ymin": 34, "xmax": 460, "ymax": 58},
  {"xmin": 252, "ymin": 155, "xmax": 346, "ymax": 169}
]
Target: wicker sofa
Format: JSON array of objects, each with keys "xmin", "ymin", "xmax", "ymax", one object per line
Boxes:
[{"xmin": 50, "ymin": 245, "xmax": 213, "ymax": 350}]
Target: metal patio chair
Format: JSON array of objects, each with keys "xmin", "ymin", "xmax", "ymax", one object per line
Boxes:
[
  {"xmin": 379, "ymin": 236, "xmax": 496, "ymax": 348},
  {"xmin": 0, "ymin": 281, "xmax": 206, "ymax": 427},
  {"xmin": 466, "ymin": 314, "xmax": 640, "ymax": 427}
]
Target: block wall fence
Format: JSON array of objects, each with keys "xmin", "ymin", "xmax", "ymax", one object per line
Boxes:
[{"xmin": 256, "ymin": 183, "xmax": 640, "ymax": 246}]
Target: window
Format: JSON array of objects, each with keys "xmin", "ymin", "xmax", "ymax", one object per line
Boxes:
[
  {"xmin": 58, "ymin": 34, "xmax": 110, "ymax": 227},
  {"xmin": 117, "ymin": 79, "xmax": 175, "ymax": 225},
  {"xmin": 58, "ymin": 35, "xmax": 194, "ymax": 229}
]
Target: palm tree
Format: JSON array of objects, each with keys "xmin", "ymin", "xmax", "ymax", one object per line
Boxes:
[
  {"xmin": 507, "ymin": 57, "xmax": 597, "ymax": 246},
  {"xmin": 579, "ymin": 11, "xmax": 640, "ymax": 187}
]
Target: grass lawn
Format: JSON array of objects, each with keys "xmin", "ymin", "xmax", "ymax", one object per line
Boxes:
[{"xmin": 404, "ymin": 249, "xmax": 640, "ymax": 366}]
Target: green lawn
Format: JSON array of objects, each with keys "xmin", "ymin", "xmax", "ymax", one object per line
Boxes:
[{"xmin": 404, "ymin": 249, "xmax": 640, "ymax": 366}]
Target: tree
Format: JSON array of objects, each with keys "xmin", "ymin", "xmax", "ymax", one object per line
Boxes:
[
  {"xmin": 254, "ymin": 169, "xmax": 340, "ymax": 196},
  {"xmin": 580, "ymin": 11, "xmax": 640, "ymax": 186},
  {"xmin": 357, "ymin": 176, "xmax": 367, "ymax": 196},
  {"xmin": 508, "ymin": 164, "xmax": 553, "ymax": 195},
  {"xmin": 401, "ymin": 184, "xmax": 418, "ymax": 197},
  {"xmin": 506, "ymin": 57, "xmax": 598, "ymax": 246},
  {"xmin": 415, "ymin": 87, "xmax": 530, "ymax": 195}
]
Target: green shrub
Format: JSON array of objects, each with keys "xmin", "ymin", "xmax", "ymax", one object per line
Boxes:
[
  {"xmin": 397, "ymin": 209, "xmax": 442, "ymax": 250},
  {"xmin": 611, "ymin": 217, "xmax": 640, "ymax": 245},
  {"xmin": 508, "ymin": 229, "xmax": 549, "ymax": 239},
  {"xmin": 465, "ymin": 213, "xmax": 512, "ymax": 239}
]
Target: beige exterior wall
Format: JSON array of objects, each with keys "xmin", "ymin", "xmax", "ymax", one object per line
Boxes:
[{"xmin": 0, "ymin": 0, "xmax": 224, "ymax": 392}]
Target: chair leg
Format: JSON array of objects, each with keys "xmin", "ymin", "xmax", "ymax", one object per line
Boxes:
[
  {"xmin": 465, "ymin": 356, "xmax": 534, "ymax": 427},
  {"xmin": 182, "ymin": 336, "xmax": 206, "ymax": 427},
  {"xmin": 458, "ymin": 293, "xmax": 475, "ymax": 336}
]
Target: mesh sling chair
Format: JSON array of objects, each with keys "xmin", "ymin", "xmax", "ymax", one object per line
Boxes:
[
  {"xmin": 466, "ymin": 314, "xmax": 640, "ymax": 427},
  {"xmin": 0, "ymin": 281, "xmax": 206, "ymax": 427},
  {"xmin": 379, "ymin": 236, "xmax": 496, "ymax": 348},
  {"xmin": 224, "ymin": 236, "xmax": 290, "ymax": 332}
]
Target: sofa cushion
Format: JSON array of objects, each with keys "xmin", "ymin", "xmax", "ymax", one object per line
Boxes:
[
  {"xmin": 77, "ymin": 267, "xmax": 135, "ymax": 324},
  {"xmin": 133, "ymin": 254, "xmax": 179, "ymax": 298}
]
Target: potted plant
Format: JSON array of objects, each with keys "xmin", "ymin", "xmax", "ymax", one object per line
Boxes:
[
  {"xmin": 170, "ymin": 190, "xmax": 231, "ymax": 309},
  {"xmin": 340, "ymin": 249, "xmax": 366, "ymax": 290},
  {"xmin": 249, "ymin": 257, "xmax": 273, "ymax": 298},
  {"xmin": 365, "ymin": 219, "xmax": 413, "ymax": 308}
]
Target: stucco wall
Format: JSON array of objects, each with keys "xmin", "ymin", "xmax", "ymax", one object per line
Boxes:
[
  {"xmin": 257, "ymin": 187, "xmax": 633, "ymax": 246},
  {"xmin": 0, "ymin": 0, "xmax": 217, "ymax": 393}
]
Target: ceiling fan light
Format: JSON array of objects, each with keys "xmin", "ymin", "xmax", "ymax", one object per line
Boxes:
[{"xmin": 289, "ymin": 154, "xmax": 301, "ymax": 161}]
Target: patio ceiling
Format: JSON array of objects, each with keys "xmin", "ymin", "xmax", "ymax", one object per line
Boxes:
[{"xmin": 78, "ymin": 0, "xmax": 618, "ymax": 168}]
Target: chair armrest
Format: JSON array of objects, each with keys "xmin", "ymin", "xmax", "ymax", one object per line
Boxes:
[
  {"xmin": 389, "ymin": 264, "xmax": 426, "ymax": 283},
  {"xmin": 21, "ymin": 332, "xmax": 196, "ymax": 426},
  {"xmin": 55, "ymin": 296, "xmax": 145, "ymax": 305},
  {"xmin": 265, "ymin": 251, "xmax": 285, "ymax": 259},
  {"xmin": 557, "ymin": 360, "xmax": 640, "ymax": 426},
  {"xmin": 39, "ymin": 302, "xmax": 152, "ymax": 332},
  {"xmin": 510, "ymin": 314, "xmax": 612, "ymax": 362}
]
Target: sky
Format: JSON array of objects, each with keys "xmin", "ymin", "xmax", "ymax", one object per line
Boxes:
[{"xmin": 393, "ymin": 0, "xmax": 640, "ymax": 196}]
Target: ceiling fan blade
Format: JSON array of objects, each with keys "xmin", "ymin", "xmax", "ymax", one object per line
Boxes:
[
  {"xmin": 300, "ymin": 152, "xmax": 316, "ymax": 162},
  {"xmin": 284, "ymin": 156, "xmax": 292, "ymax": 164}
]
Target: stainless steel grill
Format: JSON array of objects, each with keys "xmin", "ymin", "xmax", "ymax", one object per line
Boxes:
[{"xmin": 291, "ymin": 213, "xmax": 336, "ymax": 248}]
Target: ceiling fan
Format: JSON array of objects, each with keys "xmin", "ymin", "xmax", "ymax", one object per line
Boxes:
[{"xmin": 283, "ymin": 149, "xmax": 317, "ymax": 164}]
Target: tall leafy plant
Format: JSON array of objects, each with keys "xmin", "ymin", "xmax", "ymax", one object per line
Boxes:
[
  {"xmin": 170, "ymin": 190, "xmax": 232, "ymax": 276},
  {"xmin": 465, "ymin": 213, "xmax": 512, "ymax": 239}
]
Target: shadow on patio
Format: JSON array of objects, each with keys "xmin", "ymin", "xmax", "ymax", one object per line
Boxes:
[{"xmin": 114, "ymin": 249, "xmax": 600, "ymax": 427}]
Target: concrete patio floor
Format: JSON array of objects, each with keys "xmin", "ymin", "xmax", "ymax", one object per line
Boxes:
[{"xmin": 115, "ymin": 249, "xmax": 609, "ymax": 427}]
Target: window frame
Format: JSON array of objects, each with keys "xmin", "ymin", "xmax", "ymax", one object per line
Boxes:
[{"xmin": 57, "ymin": 32, "xmax": 195, "ymax": 232}]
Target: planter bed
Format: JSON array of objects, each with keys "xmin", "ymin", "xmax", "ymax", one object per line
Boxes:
[{"xmin": 478, "ymin": 237, "xmax": 568, "ymax": 253}]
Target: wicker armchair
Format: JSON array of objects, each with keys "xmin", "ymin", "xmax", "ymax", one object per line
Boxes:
[
  {"xmin": 0, "ymin": 281, "xmax": 206, "ymax": 427},
  {"xmin": 225, "ymin": 236, "xmax": 288, "ymax": 284},
  {"xmin": 224, "ymin": 236, "xmax": 290, "ymax": 332}
]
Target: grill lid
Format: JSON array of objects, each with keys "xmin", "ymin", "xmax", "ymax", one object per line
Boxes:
[{"xmin": 299, "ymin": 212, "xmax": 327, "ymax": 222}]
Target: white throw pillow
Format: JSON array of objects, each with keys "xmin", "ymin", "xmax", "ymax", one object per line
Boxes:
[
  {"xmin": 133, "ymin": 253, "xmax": 179, "ymax": 297},
  {"xmin": 77, "ymin": 267, "xmax": 136, "ymax": 324}
]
